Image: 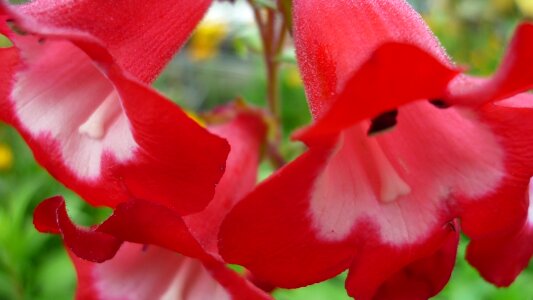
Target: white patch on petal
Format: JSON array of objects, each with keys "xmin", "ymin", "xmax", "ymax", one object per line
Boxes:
[
  {"xmin": 78, "ymin": 92, "xmax": 122, "ymax": 140},
  {"xmin": 10, "ymin": 35, "xmax": 136, "ymax": 179},
  {"xmin": 310, "ymin": 102, "xmax": 505, "ymax": 244},
  {"xmin": 160, "ymin": 259, "xmax": 231, "ymax": 300},
  {"xmin": 94, "ymin": 244, "xmax": 230, "ymax": 300}
]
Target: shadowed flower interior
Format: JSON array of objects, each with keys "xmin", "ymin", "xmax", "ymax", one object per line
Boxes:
[{"xmin": 310, "ymin": 102, "xmax": 505, "ymax": 243}]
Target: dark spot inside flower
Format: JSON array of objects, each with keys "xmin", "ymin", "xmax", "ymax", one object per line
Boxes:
[
  {"xmin": 38, "ymin": 37, "xmax": 46, "ymax": 44},
  {"xmin": 368, "ymin": 109, "xmax": 398, "ymax": 136},
  {"xmin": 445, "ymin": 221, "xmax": 456, "ymax": 232},
  {"xmin": 430, "ymin": 99, "xmax": 451, "ymax": 109},
  {"xmin": 142, "ymin": 244, "xmax": 149, "ymax": 252}
]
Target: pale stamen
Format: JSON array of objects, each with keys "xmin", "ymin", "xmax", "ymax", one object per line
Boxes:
[
  {"xmin": 366, "ymin": 136, "xmax": 411, "ymax": 203},
  {"xmin": 78, "ymin": 92, "xmax": 121, "ymax": 140}
]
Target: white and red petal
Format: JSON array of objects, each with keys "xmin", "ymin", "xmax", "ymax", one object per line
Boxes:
[
  {"xmin": 458, "ymin": 94, "xmax": 533, "ymax": 240},
  {"xmin": 0, "ymin": 18, "xmax": 229, "ymax": 213},
  {"xmin": 34, "ymin": 197, "xmax": 272, "ymax": 299},
  {"xmin": 33, "ymin": 108, "xmax": 270, "ymax": 298},
  {"xmin": 3, "ymin": 0, "xmax": 212, "ymax": 83},
  {"xmin": 219, "ymin": 142, "xmax": 357, "ymax": 287},
  {"xmin": 71, "ymin": 243, "xmax": 270, "ymax": 300},
  {"xmin": 219, "ymin": 100, "xmax": 505, "ymax": 291},
  {"xmin": 308, "ymin": 102, "xmax": 504, "ymax": 245},
  {"xmin": 460, "ymin": 97, "xmax": 533, "ymax": 286}
]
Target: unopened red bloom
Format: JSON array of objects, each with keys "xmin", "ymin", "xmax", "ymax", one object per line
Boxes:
[{"xmin": 219, "ymin": 1, "xmax": 533, "ymax": 299}]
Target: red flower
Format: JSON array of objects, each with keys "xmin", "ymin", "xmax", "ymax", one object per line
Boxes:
[
  {"xmin": 219, "ymin": 0, "xmax": 533, "ymax": 299},
  {"xmin": 0, "ymin": 0, "xmax": 228, "ymax": 215},
  {"xmin": 34, "ymin": 106, "xmax": 272, "ymax": 300}
]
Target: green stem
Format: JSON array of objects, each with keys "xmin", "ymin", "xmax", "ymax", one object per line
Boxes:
[{"xmin": 248, "ymin": 1, "xmax": 288, "ymax": 169}]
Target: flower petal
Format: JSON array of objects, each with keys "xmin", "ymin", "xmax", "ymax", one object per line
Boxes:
[
  {"xmin": 466, "ymin": 189, "xmax": 533, "ymax": 287},
  {"xmin": 34, "ymin": 196, "xmax": 206, "ymax": 262},
  {"xmin": 2, "ymin": 0, "xmax": 212, "ymax": 82},
  {"xmin": 185, "ymin": 107, "xmax": 267, "ymax": 255},
  {"xmin": 221, "ymin": 101, "xmax": 505, "ymax": 291},
  {"xmin": 219, "ymin": 142, "xmax": 357, "ymax": 288},
  {"xmin": 294, "ymin": 43, "xmax": 459, "ymax": 142},
  {"xmin": 293, "ymin": 0, "xmax": 452, "ymax": 117},
  {"xmin": 346, "ymin": 221, "xmax": 459, "ymax": 300},
  {"xmin": 459, "ymin": 93, "xmax": 533, "ymax": 239},
  {"xmin": 1, "ymin": 20, "xmax": 229, "ymax": 214},
  {"xmin": 445, "ymin": 23, "xmax": 533, "ymax": 107},
  {"xmin": 71, "ymin": 243, "xmax": 271, "ymax": 300},
  {"xmin": 34, "ymin": 196, "xmax": 123, "ymax": 263}
]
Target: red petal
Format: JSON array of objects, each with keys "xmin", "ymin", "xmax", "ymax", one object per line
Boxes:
[
  {"xmin": 98, "ymin": 199, "xmax": 207, "ymax": 259},
  {"xmin": 219, "ymin": 142, "xmax": 356, "ymax": 288},
  {"xmin": 203, "ymin": 257, "xmax": 273, "ymax": 300},
  {"xmin": 346, "ymin": 222, "xmax": 459, "ymax": 300},
  {"xmin": 185, "ymin": 108, "xmax": 267, "ymax": 255},
  {"xmin": 33, "ymin": 195, "xmax": 62, "ymax": 234},
  {"xmin": 0, "ymin": 40, "xmax": 18, "ymax": 123},
  {"xmin": 293, "ymin": 0, "xmax": 452, "ymax": 117},
  {"xmin": 465, "ymin": 181, "xmax": 533, "ymax": 287},
  {"xmin": 33, "ymin": 196, "xmax": 205, "ymax": 262},
  {"xmin": 446, "ymin": 23, "xmax": 533, "ymax": 107},
  {"xmin": 3, "ymin": 0, "xmax": 212, "ymax": 83},
  {"xmin": 34, "ymin": 196, "xmax": 122, "ymax": 263},
  {"xmin": 294, "ymin": 43, "xmax": 459, "ymax": 143}
]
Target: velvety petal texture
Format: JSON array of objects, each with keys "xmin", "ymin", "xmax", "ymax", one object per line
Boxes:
[
  {"xmin": 220, "ymin": 0, "xmax": 533, "ymax": 299},
  {"xmin": 0, "ymin": 1, "xmax": 230, "ymax": 214},
  {"xmin": 34, "ymin": 108, "xmax": 271, "ymax": 300},
  {"xmin": 3, "ymin": 0, "xmax": 213, "ymax": 82}
]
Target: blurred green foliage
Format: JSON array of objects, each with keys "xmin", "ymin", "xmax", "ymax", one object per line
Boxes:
[{"xmin": 1, "ymin": 0, "xmax": 532, "ymax": 299}]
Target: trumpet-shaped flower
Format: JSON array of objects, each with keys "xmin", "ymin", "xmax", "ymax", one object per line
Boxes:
[
  {"xmin": 0, "ymin": 0, "xmax": 228, "ymax": 214},
  {"xmin": 34, "ymin": 106, "xmax": 271, "ymax": 300},
  {"xmin": 219, "ymin": 1, "xmax": 533, "ymax": 299}
]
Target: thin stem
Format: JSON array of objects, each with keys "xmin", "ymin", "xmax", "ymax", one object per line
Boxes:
[{"xmin": 248, "ymin": 1, "xmax": 287, "ymax": 169}]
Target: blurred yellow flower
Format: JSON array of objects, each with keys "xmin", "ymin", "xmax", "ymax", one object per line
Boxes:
[
  {"xmin": 516, "ymin": 0, "xmax": 533, "ymax": 17},
  {"xmin": 189, "ymin": 21, "xmax": 229, "ymax": 62},
  {"xmin": 0, "ymin": 143, "xmax": 13, "ymax": 170}
]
